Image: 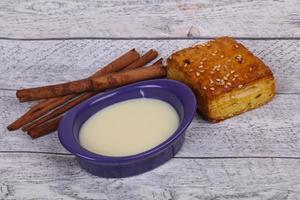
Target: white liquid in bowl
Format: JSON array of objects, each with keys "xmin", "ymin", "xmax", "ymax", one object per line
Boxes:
[{"xmin": 79, "ymin": 98, "xmax": 180, "ymax": 157}]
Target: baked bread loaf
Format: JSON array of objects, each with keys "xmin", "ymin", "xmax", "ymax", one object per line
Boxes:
[{"xmin": 167, "ymin": 37, "xmax": 275, "ymax": 122}]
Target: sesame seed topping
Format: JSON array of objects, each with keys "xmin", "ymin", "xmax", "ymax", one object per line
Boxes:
[
  {"xmin": 196, "ymin": 72, "xmax": 200, "ymax": 76},
  {"xmin": 249, "ymin": 67, "xmax": 253, "ymax": 71},
  {"xmin": 224, "ymin": 85, "xmax": 228, "ymax": 88},
  {"xmin": 210, "ymin": 79, "xmax": 214, "ymax": 84},
  {"xmin": 227, "ymin": 59, "xmax": 232, "ymax": 62},
  {"xmin": 216, "ymin": 68, "xmax": 220, "ymax": 71},
  {"xmin": 226, "ymin": 73, "xmax": 230, "ymax": 77},
  {"xmin": 202, "ymin": 58, "xmax": 207, "ymax": 61},
  {"xmin": 189, "ymin": 68, "xmax": 193, "ymax": 72},
  {"xmin": 210, "ymin": 71, "xmax": 215, "ymax": 74},
  {"xmin": 183, "ymin": 63, "xmax": 188, "ymax": 67},
  {"xmin": 232, "ymin": 77, "xmax": 236, "ymax": 81},
  {"xmin": 211, "ymin": 53, "xmax": 216, "ymax": 56},
  {"xmin": 238, "ymin": 84, "xmax": 243, "ymax": 88},
  {"xmin": 210, "ymin": 87, "xmax": 215, "ymax": 91},
  {"xmin": 203, "ymin": 86, "xmax": 207, "ymax": 90},
  {"xmin": 206, "ymin": 44, "xmax": 211, "ymax": 47},
  {"xmin": 214, "ymin": 50, "xmax": 218, "ymax": 54},
  {"xmin": 234, "ymin": 44, "xmax": 239, "ymax": 48},
  {"xmin": 235, "ymin": 55, "xmax": 243, "ymax": 63},
  {"xmin": 234, "ymin": 74, "xmax": 239, "ymax": 77},
  {"xmin": 230, "ymin": 70, "xmax": 235, "ymax": 74},
  {"xmin": 224, "ymin": 76, "xmax": 228, "ymax": 81},
  {"xmin": 216, "ymin": 78, "xmax": 221, "ymax": 82},
  {"xmin": 227, "ymin": 82, "xmax": 232, "ymax": 86},
  {"xmin": 198, "ymin": 65, "xmax": 203, "ymax": 69},
  {"xmin": 220, "ymin": 55, "xmax": 225, "ymax": 58},
  {"xmin": 200, "ymin": 70, "xmax": 205, "ymax": 73}
]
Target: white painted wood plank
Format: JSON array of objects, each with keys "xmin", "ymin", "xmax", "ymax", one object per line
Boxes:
[
  {"xmin": 0, "ymin": 39, "xmax": 299, "ymax": 93},
  {"xmin": 0, "ymin": 0, "xmax": 299, "ymax": 38},
  {"xmin": 0, "ymin": 153, "xmax": 300, "ymax": 199},
  {"xmin": 2, "ymin": 90, "xmax": 299, "ymax": 157}
]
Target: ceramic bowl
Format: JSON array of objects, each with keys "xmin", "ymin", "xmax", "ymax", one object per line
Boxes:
[{"xmin": 58, "ymin": 79, "xmax": 196, "ymax": 178}]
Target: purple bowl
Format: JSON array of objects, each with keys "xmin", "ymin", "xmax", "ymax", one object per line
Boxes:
[{"xmin": 58, "ymin": 79, "xmax": 196, "ymax": 178}]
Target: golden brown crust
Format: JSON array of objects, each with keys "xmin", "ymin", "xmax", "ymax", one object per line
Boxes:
[
  {"xmin": 167, "ymin": 36, "xmax": 276, "ymax": 122},
  {"xmin": 167, "ymin": 36, "xmax": 274, "ymax": 100}
]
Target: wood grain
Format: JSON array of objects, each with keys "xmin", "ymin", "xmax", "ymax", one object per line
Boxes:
[
  {"xmin": 2, "ymin": 89, "xmax": 299, "ymax": 157},
  {"xmin": 0, "ymin": 39, "xmax": 299, "ymax": 93},
  {"xmin": 0, "ymin": 0, "xmax": 299, "ymax": 38},
  {"xmin": 0, "ymin": 153, "xmax": 300, "ymax": 199}
]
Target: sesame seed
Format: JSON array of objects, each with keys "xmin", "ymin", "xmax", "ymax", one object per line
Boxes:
[
  {"xmin": 227, "ymin": 59, "xmax": 232, "ymax": 62},
  {"xmin": 203, "ymin": 86, "xmax": 207, "ymax": 90},
  {"xmin": 198, "ymin": 65, "xmax": 203, "ymax": 69},
  {"xmin": 210, "ymin": 79, "xmax": 214, "ymax": 84},
  {"xmin": 206, "ymin": 44, "xmax": 211, "ymax": 47},
  {"xmin": 238, "ymin": 84, "xmax": 243, "ymax": 88},
  {"xmin": 230, "ymin": 70, "xmax": 235, "ymax": 74},
  {"xmin": 210, "ymin": 87, "xmax": 215, "ymax": 91},
  {"xmin": 214, "ymin": 50, "xmax": 218, "ymax": 54},
  {"xmin": 227, "ymin": 82, "xmax": 232, "ymax": 86},
  {"xmin": 210, "ymin": 71, "xmax": 215, "ymax": 74},
  {"xmin": 232, "ymin": 77, "xmax": 236, "ymax": 81},
  {"xmin": 224, "ymin": 76, "xmax": 228, "ymax": 81},
  {"xmin": 234, "ymin": 74, "xmax": 239, "ymax": 77},
  {"xmin": 211, "ymin": 53, "xmax": 216, "ymax": 56},
  {"xmin": 202, "ymin": 58, "xmax": 207, "ymax": 61},
  {"xmin": 183, "ymin": 63, "xmax": 188, "ymax": 67},
  {"xmin": 200, "ymin": 70, "xmax": 205, "ymax": 73},
  {"xmin": 226, "ymin": 73, "xmax": 230, "ymax": 77},
  {"xmin": 249, "ymin": 67, "xmax": 253, "ymax": 71},
  {"xmin": 189, "ymin": 68, "xmax": 193, "ymax": 72},
  {"xmin": 196, "ymin": 72, "xmax": 200, "ymax": 76},
  {"xmin": 212, "ymin": 65, "xmax": 220, "ymax": 70},
  {"xmin": 221, "ymin": 82, "xmax": 225, "ymax": 85},
  {"xmin": 216, "ymin": 69, "xmax": 220, "ymax": 71},
  {"xmin": 216, "ymin": 78, "xmax": 221, "ymax": 82},
  {"xmin": 224, "ymin": 85, "xmax": 228, "ymax": 88},
  {"xmin": 220, "ymin": 55, "xmax": 224, "ymax": 58},
  {"xmin": 234, "ymin": 44, "xmax": 239, "ymax": 48},
  {"xmin": 235, "ymin": 55, "xmax": 243, "ymax": 63}
]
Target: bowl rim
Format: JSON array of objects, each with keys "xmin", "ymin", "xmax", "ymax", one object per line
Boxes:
[{"xmin": 58, "ymin": 79, "xmax": 196, "ymax": 164}]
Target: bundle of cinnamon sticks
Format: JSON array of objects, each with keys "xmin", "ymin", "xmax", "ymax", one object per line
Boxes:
[{"xmin": 8, "ymin": 49, "xmax": 166, "ymax": 139}]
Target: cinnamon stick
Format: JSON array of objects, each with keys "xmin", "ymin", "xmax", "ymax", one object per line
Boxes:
[
  {"xmin": 7, "ymin": 95, "xmax": 75, "ymax": 130},
  {"xmin": 23, "ymin": 92, "xmax": 95, "ymax": 131},
  {"xmin": 27, "ymin": 116, "xmax": 62, "ymax": 139},
  {"xmin": 124, "ymin": 49, "xmax": 158, "ymax": 70},
  {"xmin": 91, "ymin": 49, "xmax": 140, "ymax": 77},
  {"xmin": 20, "ymin": 63, "xmax": 166, "ymax": 101},
  {"xmin": 25, "ymin": 62, "xmax": 165, "ymax": 138},
  {"xmin": 91, "ymin": 63, "xmax": 166, "ymax": 91},
  {"xmin": 16, "ymin": 49, "xmax": 140, "ymax": 102}
]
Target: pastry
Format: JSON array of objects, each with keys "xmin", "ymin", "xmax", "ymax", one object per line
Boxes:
[{"xmin": 167, "ymin": 37, "xmax": 275, "ymax": 122}]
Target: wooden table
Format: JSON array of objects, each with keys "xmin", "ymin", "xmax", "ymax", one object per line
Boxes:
[{"xmin": 1, "ymin": 0, "xmax": 300, "ymax": 199}]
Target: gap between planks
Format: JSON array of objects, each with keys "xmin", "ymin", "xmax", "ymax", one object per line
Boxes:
[
  {"xmin": 1, "ymin": 151, "xmax": 300, "ymax": 160},
  {"xmin": 0, "ymin": 88, "xmax": 298, "ymax": 95},
  {"xmin": 0, "ymin": 37, "xmax": 300, "ymax": 41}
]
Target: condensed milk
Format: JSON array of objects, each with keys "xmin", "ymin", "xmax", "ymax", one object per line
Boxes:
[{"xmin": 79, "ymin": 98, "xmax": 179, "ymax": 157}]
